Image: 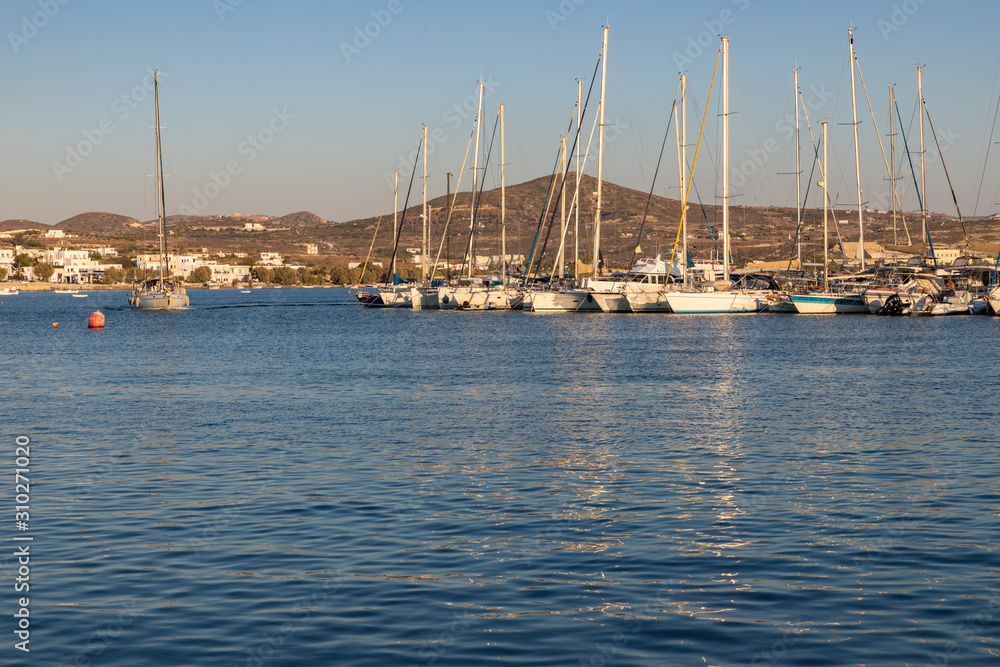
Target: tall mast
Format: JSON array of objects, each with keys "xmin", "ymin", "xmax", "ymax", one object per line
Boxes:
[
  {"xmin": 392, "ymin": 171, "xmax": 398, "ymax": 278},
  {"xmin": 500, "ymin": 104, "xmax": 507, "ymax": 283},
  {"xmin": 422, "ymin": 124, "xmax": 428, "ymax": 283},
  {"xmin": 822, "ymin": 121, "xmax": 829, "ymax": 291},
  {"xmin": 722, "ymin": 36, "xmax": 730, "ymax": 281},
  {"xmin": 794, "ymin": 67, "xmax": 802, "ymax": 270},
  {"xmin": 848, "ymin": 30, "xmax": 865, "ymax": 270},
  {"xmin": 153, "ymin": 71, "xmax": 168, "ymax": 283},
  {"xmin": 446, "ymin": 172, "xmax": 452, "ymax": 279},
  {"xmin": 557, "ymin": 135, "xmax": 567, "ymax": 279},
  {"xmin": 889, "ymin": 86, "xmax": 897, "ymax": 246},
  {"xmin": 680, "ymin": 74, "xmax": 688, "ymax": 286},
  {"xmin": 918, "ymin": 66, "xmax": 928, "ymax": 247},
  {"xmin": 466, "ymin": 80, "xmax": 484, "ymax": 278},
  {"xmin": 575, "ymin": 80, "xmax": 582, "ymax": 280},
  {"xmin": 592, "ymin": 25, "xmax": 608, "ymax": 280}
]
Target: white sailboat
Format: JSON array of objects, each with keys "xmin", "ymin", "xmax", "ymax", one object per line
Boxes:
[
  {"xmin": 443, "ymin": 103, "xmax": 523, "ymax": 310},
  {"xmin": 359, "ymin": 128, "xmax": 429, "ymax": 309},
  {"xmin": 664, "ymin": 37, "xmax": 774, "ymax": 314},
  {"xmin": 437, "ymin": 81, "xmax": 523, "ymax": 309},
  {"xmin": 789, "ymin": 120, "xmax": 866, "ymax": 314},
  {"xmin": 411, "ymin": 124, "xmax": 439, "ymax": 309},
  {"xmin": 589, "ymin": 75, "xmax": 689, "ymax": 313},
  {"xmin": 525, "ymin": 26, "xmax": 609, "ymax": 314},
  {"xmin": 988, "ymin": 284, "xmax": 1000, "ymax": 315},
  {"xmin": 129, "ymin": 70, "xmax": 189, "ymax": 309}
]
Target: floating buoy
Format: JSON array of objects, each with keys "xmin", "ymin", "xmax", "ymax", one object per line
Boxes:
[
  {"xmin": 88, "ymin": 311, "xmax": 105, "ymax": 329},
  {"xmin": 52, "ymin": 322, "xmax": 58, "ymax": 328}
]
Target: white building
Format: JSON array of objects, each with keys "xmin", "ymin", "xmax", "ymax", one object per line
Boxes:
[
  {"xmin": 42, "ymin": 247, "xmax": 122, "ymax": 283},
  {"xmin": 203, "ymin": 261, "xmax": 251, "ymax": 283},
  {"xmin": 0, "ymin": 248, "xmax": 14, "ymax": 271},
  {"xmin": 134, "ymin": 253, "xmax": 203, "ymax": 278},
  {"xmin": 258, "ymin": 252, "xmax": 284, "ymax": 267},
  {"xmin": 133, "ymin": 253, "xmax": 251, "ymax": 283}
]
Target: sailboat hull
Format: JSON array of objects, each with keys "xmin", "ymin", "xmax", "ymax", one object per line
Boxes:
[
  {"xmin": 624, "ymin": 292, "xmax": 672, "ymax": 313},
  {"xmin": 130, "ymin": 289, "xmax": 189, "ymax": 310},
  {"xmin": 789, "ymin": 292, "xmax": 867, "ymax": 314},
  {"xmin": 411, "ymin": 287, "xmax": 439, "ymax": 310},
  {"xmin": 523, "ymin": 290, "xmax": 602, "ymax": 313},
  {"xmin": 664, "ymin": 290, "xmax": 771, "ymax": 314},
  {"xmin": 438, "ymin": 285, "xmax": 522, "ymax": 310},
  {"xmin": 589, "ymin": 292, "xmax": 630, "ymax": 312}
]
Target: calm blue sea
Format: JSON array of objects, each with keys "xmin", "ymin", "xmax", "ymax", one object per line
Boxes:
[{"xmin": 1, "ymin": 288, "xmax": 998, "ymax": 666}]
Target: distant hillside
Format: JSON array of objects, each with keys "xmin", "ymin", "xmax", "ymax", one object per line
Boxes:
[
  {"xmin": 0, "ymin": 219, "xmax": 48, "ymax": 232},
  {"xmin": 162, "ymin": 215, "xmax": 205, "ymax": 227},
  {"xmin": 323, "ymin": 172, "xmax": 992, "ymax": 267},
  {"xmin": 274, "ymin": 211, "xmax": 331, "ymax": 227},
  {"xmin": 55, "ymin": 212, "xmax": 143, "ymax": 235},
  {"xmin": 5, "ymin": 176, "xmax": 994, "ymax": 268}
]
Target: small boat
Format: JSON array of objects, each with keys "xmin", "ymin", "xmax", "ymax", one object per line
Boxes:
[{"xmin": 71, "ymin": 293, "xmax": 88, "ymax": 298}]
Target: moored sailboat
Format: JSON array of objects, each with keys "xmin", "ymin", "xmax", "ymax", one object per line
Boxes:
[
  {"xmin": 524, "ymin": 26, "xmax": 610, "ymax": 314},
  {"xmin": 129, "ymin": 70, "xmax": 189, "ymax": 310},
  {"xmin": 664, "ymin": 37, "xmax": 776, "ymax": 314},
  {"xmin": 789, "ymin": 120, "xmax": 866, "ymax": 314}
]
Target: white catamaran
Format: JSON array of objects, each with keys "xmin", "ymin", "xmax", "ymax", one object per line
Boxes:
[{"xmin": 129, "ymin": 70, "xmax": 189, "ymax": 310}]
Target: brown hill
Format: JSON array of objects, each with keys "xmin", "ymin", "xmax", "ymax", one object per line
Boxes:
[
  {"xmin": 324, "ymin": 173, "xmax": 992, "ymax": 268},
  {"xmin": 274, "ymin": 211, "xmax": 331, "ymax": 227},
  {"xmin": 0, "ymin": 219, "xmax": 48, "ymax": 232},
  {"xmin": 10, "ymin": 177, "xmax": 994, "ymax": 268},
  {"xmin": 55, "ymin": 212, "xmax": 143, "ymax": 235}
]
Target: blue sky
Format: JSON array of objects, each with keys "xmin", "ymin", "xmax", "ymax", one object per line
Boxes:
[{"xmin": 3, "ymin": 0, "xmax": 999, "ymax": 226}]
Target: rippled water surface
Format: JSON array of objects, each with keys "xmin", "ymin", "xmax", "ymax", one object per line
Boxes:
[{"xmin": 1, "ymin": 288, "xmax": 998, "ymax": 666}]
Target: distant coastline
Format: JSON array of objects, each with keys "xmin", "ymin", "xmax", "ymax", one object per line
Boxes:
[{"xmin": 3, "ymin": 282, "xmax": 323, "ymax": 292}]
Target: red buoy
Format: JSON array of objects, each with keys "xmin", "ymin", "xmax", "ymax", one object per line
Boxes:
[
  {"xmin": 88, "ymin": 311, "xmax": 105, "ymax": 329},
  {"xmin": 52, "ymin": 322, "xmax": 58, "ymax": 328}
]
